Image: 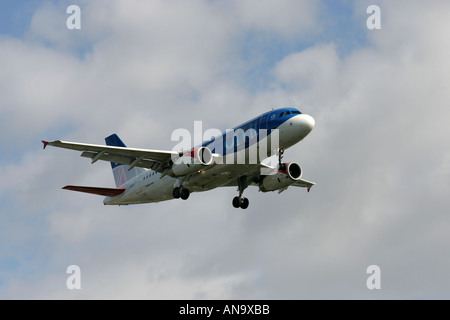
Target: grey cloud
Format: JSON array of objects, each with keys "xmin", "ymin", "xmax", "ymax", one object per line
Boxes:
[{"xmin": 1, "ymin": 0, "xmax": 450, "ymax": 299}]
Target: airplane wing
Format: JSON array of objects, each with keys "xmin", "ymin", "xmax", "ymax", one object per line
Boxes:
[
  {"xmin": 220, "ymin": 163, "xmax": 315, "ymax": 192},
  {"xmin": 259, "ymin": 162, "xmax": 316, "ymax": 191},
  {"xmin": 291, "ymin": 178, "xmax": 315, "ymax": 191},
  {"xmin": 42, "ymin": 140, "xmax": 178, "ymax": 172}
]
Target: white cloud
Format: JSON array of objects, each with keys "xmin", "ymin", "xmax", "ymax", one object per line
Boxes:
[
  {"xmin": 274, "ymin": 43, "xmax": 340, "ymax": 98},
  {"xmin": 1, "ymin": 0, "xmax": 450, "ymax": 299},
  {"xmin": 233, "ymin": 0, "xmax": 320, "ymax": 38}
]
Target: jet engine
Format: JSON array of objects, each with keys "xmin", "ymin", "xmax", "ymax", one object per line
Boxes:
[
  {"xmin": 169, "ymin": 147, "xmax": 214, "ymax": 177},
  {"xmin": 259, "ymin": 162, "xmax": 302, "ymax": 192}
]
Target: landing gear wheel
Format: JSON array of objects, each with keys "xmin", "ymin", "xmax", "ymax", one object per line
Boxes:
[
  {"xmin": 173, "ymin": 187, "xmax": 181, "ymax": 199},
  {"xmin": 180, "ymin": 188, "xmax": 190, "ymax": 200},
  {"xmin": 241, "ymin": 197, "xmax": 249, "ymax": 209},
  {"xmin": 232, "ymin": 196, "xmax": 240, "ymax": 208},
  {"xmin": 232, "ymin": 196, "xmax": 249, "ymax": 209}
]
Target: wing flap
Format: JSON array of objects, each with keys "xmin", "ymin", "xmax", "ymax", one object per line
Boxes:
[
  {"xmin": 62, "ymin": 185, "xmax": 126, "ymax": 197},
  {"xmin": 80, "ymin": 151, "xmax": 163, "ymax": 170}
]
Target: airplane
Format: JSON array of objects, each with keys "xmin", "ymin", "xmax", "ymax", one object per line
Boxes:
[{"xmin": 42, "ymin": 107, "xmax": 315, "ymax": 209}]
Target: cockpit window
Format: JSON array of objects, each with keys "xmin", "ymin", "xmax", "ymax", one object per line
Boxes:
[{"xmin": 279, "ymin": 110, "xmax": 301, "ymax": 117}]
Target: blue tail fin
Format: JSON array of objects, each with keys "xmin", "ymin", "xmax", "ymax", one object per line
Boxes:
[{"xmin": 105, "ymin": 134, "xmax": 146, "ymax": 188}]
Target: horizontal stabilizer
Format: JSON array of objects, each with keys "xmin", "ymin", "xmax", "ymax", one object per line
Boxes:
[{"xmin": 62, "ymin": 185, "xmax": 125, "ymax": 197}]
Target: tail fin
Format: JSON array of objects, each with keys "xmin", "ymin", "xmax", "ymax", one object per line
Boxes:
[{"xmin": 105, "ymin": 134, "xmax": 146, "ymax": 188}]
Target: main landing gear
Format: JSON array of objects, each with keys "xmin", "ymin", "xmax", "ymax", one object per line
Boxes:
[
  {"xmin": 232, "ymin": 176, "xmax": 249, "ymax": 209},
  {"xmin": 232, "ymin": 196, "xmax": 249, "ymax": 209},
  {"xmin": 173, "ymin": 187, "xmax": 190, "ymax": 200}
]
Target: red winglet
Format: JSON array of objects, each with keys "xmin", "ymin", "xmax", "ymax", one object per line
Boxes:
[{"xmin": 42, "ymin": 140, "xmax": 49, "ymax": 149}]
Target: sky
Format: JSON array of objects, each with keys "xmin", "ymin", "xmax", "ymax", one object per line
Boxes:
[{"xmin": 1, "ymin": 0, "xmax": 450, "ymax": 299}]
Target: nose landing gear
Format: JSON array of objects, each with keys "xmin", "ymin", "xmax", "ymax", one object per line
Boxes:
[{"xmin": 277, "ymin": 148, "xmax": 285, "ymax": 169}]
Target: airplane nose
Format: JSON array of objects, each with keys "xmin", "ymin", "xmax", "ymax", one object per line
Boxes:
[{"xmin": 295, "ymin": 114, "xmax": 315, "ymax": 136}]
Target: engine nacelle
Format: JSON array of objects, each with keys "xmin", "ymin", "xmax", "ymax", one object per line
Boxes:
[
  {"xmin": 169, "ymin": 147, "xmax": 214, "ymax": 177},
  {"xmin": 259, "ymin": 162, "xmax": 302, "ymax": 192}
]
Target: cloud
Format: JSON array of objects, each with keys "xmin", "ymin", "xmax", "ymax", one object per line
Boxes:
[
  {"xmin": 233, "ymin": 0, "xmax": 320, "ymax": 38},
  {"xmin": 1, "ymin": 0, "xmax": 450, "ymax": 299},
  {"xmin": 266, "ymin": 0, "xmax": 450, "ymax": 298}
]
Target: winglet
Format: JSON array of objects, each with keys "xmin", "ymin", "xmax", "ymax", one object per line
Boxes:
[{"xmin": 42, "ymin": 140, "xmax": 49, "ymax": 149}]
